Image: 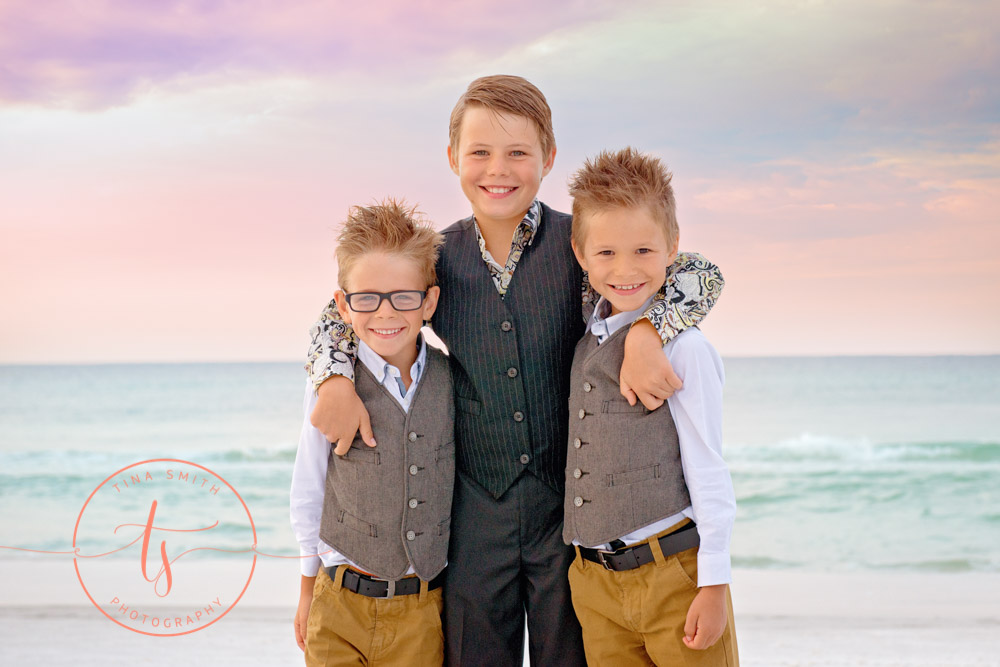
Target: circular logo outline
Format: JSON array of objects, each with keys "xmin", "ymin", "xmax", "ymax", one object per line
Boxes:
[{"xmin": 73, "ymin": 458, "xmax": 257, "ymax": 637}]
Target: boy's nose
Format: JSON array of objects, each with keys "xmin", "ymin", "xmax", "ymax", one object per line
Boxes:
[{"xmin": 486, "ymin": 155, "xmax": 510, "ymax": 176}]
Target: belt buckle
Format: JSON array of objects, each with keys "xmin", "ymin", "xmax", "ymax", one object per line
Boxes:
[
  {"xmin": 384, "ymin": 579, "xmax": 396, "ymax": 599},
  {"xmin": 597, "ymin": 549, "xmax": 617, "ymax": 571}
]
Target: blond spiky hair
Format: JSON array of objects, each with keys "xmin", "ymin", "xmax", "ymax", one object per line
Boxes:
[
  {"xmin": 568, "ymin": 147, "xmax": 678, "ymax": 249},
  {"xmin": 335, "ymin": 198, "xmax": 444, "ymax": 290}
]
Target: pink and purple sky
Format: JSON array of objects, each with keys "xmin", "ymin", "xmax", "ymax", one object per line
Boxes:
[{"xmin": 1, "ymin": 0, "xmax": 998, "ymax": 363}]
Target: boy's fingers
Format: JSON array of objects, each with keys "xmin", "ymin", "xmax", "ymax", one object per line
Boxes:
[
  {"xmin": 683, "ymin": 608, "xmax": 698, "ymax": 644},
  {"xmin": 294, "ymin": 616, "xmax": 305, "ymax": 651},
  {"xmin": 637, "ymin": 391, "xmax": 665, "ymax": 411},
  {"xmin": 666, "ymin": 365, "xmax": 683, "ymax": 391},
  {"xmin": 333, "ymin": 436, "xmax": 352, "ymax": 456},
  {"xmin": 619, "ymin": 380, "xmax": 638, "ymax": 406},
  {"xmin": 359, "ymin": 411, "xmax": 376, "ymax": 448}
]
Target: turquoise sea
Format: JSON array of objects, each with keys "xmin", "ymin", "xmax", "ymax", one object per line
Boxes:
[{"xmin": 1, "ymin": 356, "xmax": 998, "ymax": 572}]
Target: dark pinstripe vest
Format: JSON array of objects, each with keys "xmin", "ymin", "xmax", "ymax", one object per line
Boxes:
[{"xmin": 433, "ymin": 203, "xmax": 585, "ymax": 498}]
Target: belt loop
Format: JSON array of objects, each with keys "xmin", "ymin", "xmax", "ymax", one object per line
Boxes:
[
  {"xmin": 648, "ymin": 535, "xmax": 668, "ymax": 568},
  {"xmin": 332, "ymin": 564, "xmax": 348, "ymax": 591},
  {"xmin": 574, "ymin": 544, "xmax": 587, "ymax": 570},
  {"xmin": 418, "ymin": 578, "xmax": 429, "ymax": 602}
]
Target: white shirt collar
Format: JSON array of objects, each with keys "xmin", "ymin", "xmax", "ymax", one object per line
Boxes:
[
  {"xmin": 357, "ymin": 336, "xmax": 427, "ymax": 400},
  {"xmin": 588, "ymin": 296, "xmax": 655, "ymax": 343}
]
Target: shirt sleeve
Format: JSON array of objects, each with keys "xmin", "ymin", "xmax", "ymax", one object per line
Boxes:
[
  {"xmin": 664, "ymin": 329, "xmax": 735, "ymax": 587},
  {"xmin": 641, "ymin": 251, "xmax": 725, "ymax": 345},
  {"xmin": 305, "ymin": 298, "xmax": 358, "ymax": 390},
  {"xmin": 289, "ymin": 378, "xmax": 332, "ymax": 577}
]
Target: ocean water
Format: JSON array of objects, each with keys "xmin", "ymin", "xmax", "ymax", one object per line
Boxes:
[{"xmin": 1, "ymin": 357, "xmax": 998, "ymax": 573}]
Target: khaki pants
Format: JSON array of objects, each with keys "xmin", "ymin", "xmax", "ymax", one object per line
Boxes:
[
  {"xmin": 568, "ymin": 528, "xmax": 739, "ymax": 667},
  {"xmin": 305, "ymin": 565, "xmax": 444, "ymax": 667}
]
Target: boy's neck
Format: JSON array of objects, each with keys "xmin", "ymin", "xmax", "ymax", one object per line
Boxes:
[
  {"xmin": 476, "ymin": 211, "xmax": 527, "ymax": 262},
  {"xmin": 359, "ymin": 339, "xmax": 421, "ymax": 390}
]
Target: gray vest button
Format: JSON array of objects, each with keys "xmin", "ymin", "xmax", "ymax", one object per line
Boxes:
[
  {"xmin": 573, "ymin": 438, "xmax": 582, "ymax": 449},
  {"xmin": 408, "ymin": 498, "xmax": 419, "ymax": 508},
  {"xmin": 406, "ymin": 530, "xmax": 416, "ymax": 541},
  {"xmin": 573, "ymin": 496, "xmax": 584, "ymax": 507},
  {"xmin": 409, "ymin": 465, "xmax": 419, "ymax": 475},
  {"xmin": 408, "ymin": 432, "xmax": 418, "ymax": 442},
  {"xmin": 573, "ymin": 468, "xmax": 582, "ymax": 479},
  {"xmin": 578, "ymin": 409, "xmax": 586, "ymax": 419},
  {"xmin": 583, "ymin": 382, "xmax": 593, "ymax": 392}
]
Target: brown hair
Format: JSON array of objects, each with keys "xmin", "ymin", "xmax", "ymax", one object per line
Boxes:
[
  {"xmin": 448, "ymin": 75, "xmax": 555, "ymax": 156},
  {"xmin": 568, "ymin": 147, "xmax": 678, "ymax": 249},
  {"xmin": 335, "ymin": 199, "xmax": 444, "ymax": 290}
]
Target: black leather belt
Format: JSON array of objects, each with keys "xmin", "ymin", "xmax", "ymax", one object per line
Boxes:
[
  {"xmin": 328, "ymin": 566, "xmax": 445, "ymax": 599},
  {"xmin": 579, "ymin": 522, "xmax": 700, "ymax": 572}
]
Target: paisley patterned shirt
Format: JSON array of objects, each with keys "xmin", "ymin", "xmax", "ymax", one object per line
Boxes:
[{"xmin": 305, "ymin": 202, "xmax": 724, "ymax": 387}]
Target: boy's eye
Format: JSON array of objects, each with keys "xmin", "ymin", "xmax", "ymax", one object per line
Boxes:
[
  {"xmin": 596, "ymin": 250, "xmax": 613, "ymax": 256},
  {"xmin": 473, "ymin": 150, "xmax": 488, "ymax": 156},
  {"xmin": 636, "ymin": 248, "xmax": 652, "ymax": 254},
  {"xmin": 511, "ymin": 150, "xmax": 526, "ymax": 156}
]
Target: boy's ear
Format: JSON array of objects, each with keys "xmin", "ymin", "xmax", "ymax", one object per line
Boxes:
[
  {"xmin": 570, "ymin": 238, "xmax": 588, "ymax": 271},
  {"xmin": 447, "ymin": 145, "xmax": 460, "ymax": 176},
  {"xmin": 541, "ymin": 145, "xmax": 556, "ymax": 178},
  {"xmin": 422, "ymin": 285, "xmax": 441, "ymax": 322},
  {"xmin": 333, "ymin": 290, "xmax": 353, "ymax": 325},
  {"xmin": 667, "ymin": 232, "xmax": 680, "ymax": 266}
]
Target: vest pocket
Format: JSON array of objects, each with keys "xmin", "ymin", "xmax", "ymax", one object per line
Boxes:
[
  {"xmin": 605, "ymin": 464, "xmax": 660, "ymax": 487},
  {"xmin": 436, "ymin": 516, "xmax": 451, "ymax": 537},
  {"xmin": 601, "ymin": 399, "xmax": 649, "ymax": 414},
  {"xmin": 342, "ymin": 445, "xmax": 380, "ymax": 465},
  {"xmin": 337, "ymin": 509, "xmax": 378, "ymax": 538},
  {"xmin": 455, "ymin": 396, "xmax": 481, "ymax": 415}
]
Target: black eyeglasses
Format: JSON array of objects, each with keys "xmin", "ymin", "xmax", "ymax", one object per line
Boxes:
[{"xmin": 344, "ymin": 290, "xmax": 427, "ymax": 312}]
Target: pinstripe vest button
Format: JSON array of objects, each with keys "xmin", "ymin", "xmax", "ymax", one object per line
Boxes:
[
  {"xmin": 513, "ymin": 411, "xmax": 524, "ymax": 422},
  {"xmin": 500, "ymin": 320, "xmax": 512, "ymax": 331},
  {"xmin": 519, "ymin": 454, "xmax": 530, "ymax": 464},
  {"xmin": 507, "ymin": 367, "xmax": 518, "ymax": 378}
]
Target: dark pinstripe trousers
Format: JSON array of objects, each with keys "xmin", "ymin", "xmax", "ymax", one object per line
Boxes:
[{"xmin": 443, "ymin": 470, "xmax": 586, "ymax": 667}]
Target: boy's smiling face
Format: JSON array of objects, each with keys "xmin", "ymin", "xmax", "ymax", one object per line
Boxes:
[
  {"xmin": 572, "ymin": 205, "xmax": 678, "ymax": 316},
  {"xmin": 333, "ymin": 252, "xmax": 439, "ymax": 372},
  {"xmin": 448, "ymin": 105, "xmax": 556, "ymax": 230}
]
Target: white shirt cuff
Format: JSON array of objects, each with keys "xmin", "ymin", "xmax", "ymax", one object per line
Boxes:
[
  {"xmin": 300, "ymin": 549, "xmax": 321, "ymax": 577},
  {"xmin": 696, "ymin": 551, "xmax": 731, "ymax": 587}
]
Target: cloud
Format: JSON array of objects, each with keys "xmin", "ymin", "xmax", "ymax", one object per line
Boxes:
[{"xmin": 0, "ymin": 0, "xmax": 621, "ymax": 109}]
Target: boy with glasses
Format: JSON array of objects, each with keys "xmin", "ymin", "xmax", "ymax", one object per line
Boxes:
[{"xmin": 290, "ymin": 199, "xmax": 453, "ymax": 666}]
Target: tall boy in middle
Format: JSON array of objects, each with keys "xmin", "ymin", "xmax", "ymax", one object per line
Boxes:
[{"xmin": 304, "ymin": 75, "xmax": 724, "ymax": 666}]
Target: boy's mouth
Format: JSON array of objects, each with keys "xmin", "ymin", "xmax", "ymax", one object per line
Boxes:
[
  {"xmin": 480, "ymin": 186, "xmax": 517, "ymax": 197},
  {"xmin": 370, "ymin": 327, "xmax": 404, "ymax": 338},
  {"xmin": 610, "ymin": 282, "xmax": 646, "ymax": 295}
]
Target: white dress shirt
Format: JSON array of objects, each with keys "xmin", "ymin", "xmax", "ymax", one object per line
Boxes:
[
  {"xmin": 290, "ymin": 339, "xmax": 428, "ymax": 577},
  {"xmin": 576, "ymin": 297, "xmax": 736, "ymax": 587}
]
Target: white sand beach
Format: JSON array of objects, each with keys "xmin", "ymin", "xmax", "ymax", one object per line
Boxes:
[{"xmin": 1, "ymin": 559, "xmax": 998, "ymax": 666}]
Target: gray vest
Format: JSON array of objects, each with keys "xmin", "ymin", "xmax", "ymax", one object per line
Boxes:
[
  {"xmin": 433, "ymin": 203, "xmax": 585, "ymax": 498},
  {"xmin": 319, "ymin": 347, "xmax": 455, "ymax": 581},
  {"xmin": 563, "ymin": 326, "xmax": 691, "ymax": 546}
]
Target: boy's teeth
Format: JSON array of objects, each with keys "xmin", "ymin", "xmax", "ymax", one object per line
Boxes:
[
  {"xmin": 613, "ymin": 283, "xmax": 641, "ymax": 290},
  {"xmin": 373, "ymin": 328, "xmax": 402, "ymax": 334},
  {"xmin": 485, "ymin": 186, "xmax": 514, "ymax": 194}
]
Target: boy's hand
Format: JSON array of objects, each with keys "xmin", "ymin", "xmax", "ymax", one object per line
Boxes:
[
  {"xmin": 311, "ymin": 375, "xmax": 375, "ymax": 455},
  {"xmin": 683, "ymin": 584, "xmax": 728, "ymax": 650},
  {"xmin": 294, "ymin": 575, "xmax": 317, "ymax": 651},
  {"xmin": 620, "ymin": 319, "xmax": 682, "ymax": 409}
]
